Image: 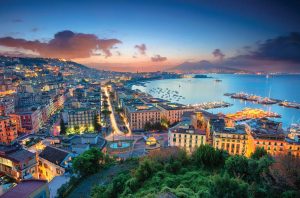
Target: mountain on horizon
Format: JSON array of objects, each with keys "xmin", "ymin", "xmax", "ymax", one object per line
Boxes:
[{"xmin": 168, "ymin": 60, "xmax": 249, "ymax": 74}]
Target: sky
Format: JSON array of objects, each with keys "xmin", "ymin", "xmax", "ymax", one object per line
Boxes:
[{"xmin": 0, "ymin": 0, "xmax": 300, "ymax": 72}]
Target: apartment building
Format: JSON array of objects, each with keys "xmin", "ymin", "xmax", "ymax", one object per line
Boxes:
[
  {"xmin": 65, "ymin": 107, "xmax": 100, "ymax": 130},
  {"xmin": 168, "ymin": 120, "xmax": 206, "ymax": 153},
  {"xmin": 193, "ymin": 110, "xmax": 226, "ymax": 144},
  {"xmin": 15, "ymin": 108, "xmax": 42, "ymax": 134},
  {"xmin": 124, "ymin": 101, "xmax": 161, "ymax": 131},
  {"xmin": 0, "ymin": 116, "xmax": 18, "ymax": 144},
  {"xmin": 0, "ymin": 144, "xmax": 37, "ymax": 181},
  {"xmin": 213, "ymin": 125, "xmax": 248, "ymax": 155},
  {"xmin": 157, "ymin": 102, "xmax": 194, "ymax": 124},
  {"xmin": 245, "ymin": 118, "xmax": 300, "ymax": 157}
]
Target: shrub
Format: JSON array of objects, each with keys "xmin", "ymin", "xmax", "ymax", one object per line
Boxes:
[
  {"xmin": 225, "ymin": 155, "xmax": 249, "ymax": 179},
  {"xmin": 192, "ymin": 145, "xmax": 227, "ymax": 168},
  {"xmin": 209, "ymin": 175, "xmax": 249, "ymax": 198},
  {"xmin": 250, "ymin": 147, "xmax": 268, "ymax": 160}
]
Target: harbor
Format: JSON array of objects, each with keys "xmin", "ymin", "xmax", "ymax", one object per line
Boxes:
[
  {"xmin": 225, "ymin": 92, "xmax": 300, "ymax": 109},
  {"xmin": 188, "ymin": 101, "xmax": 232, "ymax": 110},
  {"xmin": 225, "ymin": 92, "xmax": 282, "ymax": 105}
]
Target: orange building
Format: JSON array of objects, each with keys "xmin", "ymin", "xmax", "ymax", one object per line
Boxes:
[
  {"xmin": 0, "ymin": 116, "xmax": 18, "ymax": 144},
  {"xmin": 245, "ymin": 118, "xmax": 300, "ymax": 157}
]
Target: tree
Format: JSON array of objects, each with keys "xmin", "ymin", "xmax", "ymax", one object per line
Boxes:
[
  {"xmin": 144, "ymin": 122, "xmax": 152, "ymax": 131},
  {"xmin": 161, "ymin": 117, "xmax": 170, "ymax": 129},
  {"xmin": 101, "ymin": 110, "xmax": 111, "ymax": 120},
  {"xmin": 250, "ymin": 147, "xmax": 268, "ymax": 160},
  {"xmin": 60, "ymin": 118, "xmax": 66, "ymax": 135},
  {"xmin": 72, "ymin": 148, "xmax": 109, "ymax": 176},
  {"xmin": 192, "ymin": 145, "xmax": 228, "ymax": 168},
  {"xmin": 93, "ymin": 114, "xmax": 101, "ymax": 133},
  {"xmin": 209, "ymin": 175, "xmax": 249, "ymax": 198},
  {"xmin": 225, "ymin": 155, "xmax": 249, "ymax": 179},
  {"xmin": 268, "ymin": 155, "xmax": 300, "ymax": 190},
  {"xmin": 135, "ymin": 159, "xmax": 159, "ymax": 182}
]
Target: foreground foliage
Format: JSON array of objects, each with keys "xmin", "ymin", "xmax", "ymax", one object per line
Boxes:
[{"xmin": 90, "ymin": 146, "xmax": 299, "ymax": 198}]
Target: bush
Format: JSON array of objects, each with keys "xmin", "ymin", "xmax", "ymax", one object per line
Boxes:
[
  {"xmin": 73, "ymin": 148, "xmax": 111, "ymax": 176},
  {"xmin": 192, "ymin": 145, "xmax": 228, "ymax": 168},
  {"xmin": 250, "ymin": 147, "xmax": 268, "ymax": 160},
  {"xmin": 225, "ymin": 155, "xmax": 249, "ymax": 179},
  {"xmin": 209, "ymin": 175, "xmax": 249, "ymax": 198},
  {"xmin": 135, "ymin": 159, "xmax": 159, "ymax": 182}
]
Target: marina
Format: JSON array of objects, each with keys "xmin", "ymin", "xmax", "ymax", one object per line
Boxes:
[
  {"xmin": 225, "ymin": 92, "xmax": 300, "ymax": 109},
  {"xmin": 133, "ymin": 74, "xmax": 300, "ymax": 127},
  {"xmin": 226, "ymin": 92, "xmax": 282, "ymax": 105},
  {"xmin": 188, "ymin": 101, "xmax": 232, "ymax": 110}
]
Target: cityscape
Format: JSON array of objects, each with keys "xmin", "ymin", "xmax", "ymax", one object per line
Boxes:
[{"xmin": 0, "ymin": 0, "xmax": 300, "ymax": 198}]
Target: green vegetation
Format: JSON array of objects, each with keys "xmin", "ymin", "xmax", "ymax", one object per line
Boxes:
[
  {"xmin": 57, "ymin": 148, "xmax": 115, "ymax": 198},
  {"xmin": 24, "ymin": 137, "xmax": 41, "ymax": 147},
  {"xmin": 144, "ymin": 122, "xmax": 165, "ymax": 131},
  {"xmin": 89, "ymin": 146, "xmax": 300, "ymax": 198},
  {"xmin": 93, "ymin": 114, "xmax": 102, "ymax": 133},
  {"xmin": 73, "ymin": 147, "xmax": 112, "ymax": 177},
  {"xmin": 60, "ymin": 118, "xmax": 66, "ymax": 135}
]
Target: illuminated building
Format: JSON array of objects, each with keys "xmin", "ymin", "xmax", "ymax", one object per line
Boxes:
[
  {"xmin": 16, "ymin": 108, "xmax": 42, "ymax": 134},
  {"xmin": 192, "ymin": 110, "xmax": 225, "ymax": 144},
  {"xmin": 0, "ymin": 95, "xmax": 15, "ymax": 116},
  {"xmin": 124, "ymin": 101, "xmax": 161, "ymax": 131},
  {"xmin": 157, "ymin": 102, "xmax": 194, "ymax": 125},
  {"xmin": 213, "ymin": 125, "xmax": 248, "ymax": 155},
  {"xmin": 0, "ymin": 144, "xmax": 37, "ymax": 181},
  {"xmin": 245, "ymin": 118, "xmax": 289, "ymax": 157},
  {"xmin": 168, "ymin": 120, "xmax": 206, "ymax": 153},
  {"xmin": 38, "ymin": 146, "xmax": 74, "ymax": 181},
  {"xmin": 0, "ymin": 116, "xmax": 18, "ymax": 144},
  {"xmin": 64, "ymin": 107, "xmax": 100, "ymax": 133}
]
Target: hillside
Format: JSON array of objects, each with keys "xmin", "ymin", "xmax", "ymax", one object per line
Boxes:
[
  {"xmin": 62, "ymin": 146, "xmax": 300, "ymax": 198},
  {"xmin": 0, "ymin": 55, "xmax": 90, "ymax": 70},
  {"xmin": 168, "ymin": 60, "xmax": 248, "ymax": 74}
]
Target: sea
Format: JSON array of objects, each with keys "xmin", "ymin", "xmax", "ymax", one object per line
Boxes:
[{"xmin": 132, "ymin": 74, "xmax": 300, "ymax": 129}]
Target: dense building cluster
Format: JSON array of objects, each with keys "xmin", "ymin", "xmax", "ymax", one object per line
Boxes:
[
  {"xmin": 168, "ymin": 110, "xmax": 300, "ymax": 157},
  {"xmin": 0, "ymin": 56, "xmax": 300, "ymax": 197}
]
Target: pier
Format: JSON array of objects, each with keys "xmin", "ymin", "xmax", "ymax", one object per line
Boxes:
[
  {"xmin": 226, "ymin": 108, "xmax": 281, "ymax": 122},
  {"xmin": 225, "ymin": 92, "xmax": 300, "ymax": 109},
  {"xmin": 189, "ymin": 101, "xmax": 233, "ymax": 110},
  {"xmin": 224, "ymin": 92, "xmax": 282, "ymax": 105}
]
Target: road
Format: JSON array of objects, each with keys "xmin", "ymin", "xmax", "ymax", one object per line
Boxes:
[{"xmin": 103, "ymin": 87, "xmax": 127, "ymax": 140}]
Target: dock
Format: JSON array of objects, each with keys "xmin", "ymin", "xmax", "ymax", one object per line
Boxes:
[{"xmin": 189, "ymin": 101, "xmax": 233, "ymax": 110}]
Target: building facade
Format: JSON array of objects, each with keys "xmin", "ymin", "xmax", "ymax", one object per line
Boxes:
[
  {"xmin": 168, "ymin": 120, "xmax": 206, "ymax": 153},
  {"xmin": 0, "ymin": 116, "xmax": 18, "ymax": 144},
  {"xmin": 0, "ymin": 145, "xmax": 37, "ymax": 181},
  {"xmin": 38, "ymin": 146, "xmax": 73, "ymax": 181},
  {"xmin": 213, "ymin": 125, "xmax": 248, "ymax": 156}
]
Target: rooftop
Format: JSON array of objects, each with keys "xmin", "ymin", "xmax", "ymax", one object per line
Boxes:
[
  {"xmin": 126, "ymin": 101, "xmax": 160, "ymax": 113},
  {"xmin": 170, "ymin": 120, "xmax": 205, "ymax": 135},
  {"xmin": 246, "ymin": 118, "xmax": 285, "ymax": 139},
  {"xmin": 157, "ymin": 102, "xmax": 192, "ymax": 111},
  {"xmin": 220, "ymin": 125, "xmax": 247, "ymax": 135},
  {"xmin": 7, "ymin": 149, "xmax": 35, "ymax": 163},
  {"xmin": 39, "ymin": 146, "xmax": 70, "ymax": 166},
  {"xmin": 2, "ymin": 179, "xmax": 48, "ymax": 198}
]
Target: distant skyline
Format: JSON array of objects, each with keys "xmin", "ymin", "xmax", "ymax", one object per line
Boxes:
[{"xmin": 1, "ymin": 0, "xmax": 300, "ymax": 72}]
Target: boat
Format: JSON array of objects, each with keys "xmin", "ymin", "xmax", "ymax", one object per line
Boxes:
[
  {"xmin": 258, "ymin": 97, "xmax": 278, "ymax": 105},
  {"xmin": 279, "ymin": 101, "xmax": 300, "ymax": 109},
  {"xmin": 215, "ymin": 79, "xmax": 222, "ymax": 82}
]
